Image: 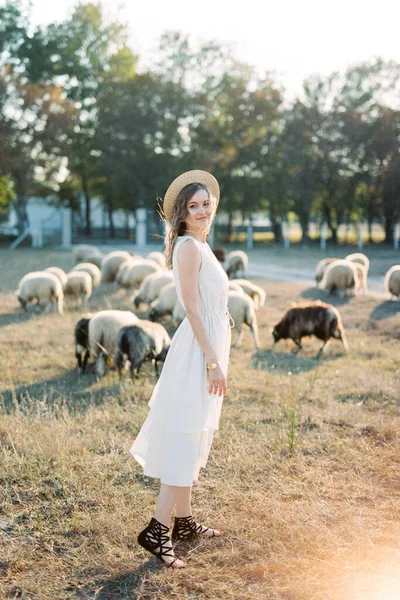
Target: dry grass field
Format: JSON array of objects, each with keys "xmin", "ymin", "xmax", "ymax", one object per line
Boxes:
[{"xmin": 1, "ymin": 248, "xmax": 400, "ymax": 600}]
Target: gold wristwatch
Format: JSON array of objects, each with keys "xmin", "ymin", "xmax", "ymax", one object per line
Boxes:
[{"xmin": 206, "ymin": 362, "xmax": 218, "ymax": 371}]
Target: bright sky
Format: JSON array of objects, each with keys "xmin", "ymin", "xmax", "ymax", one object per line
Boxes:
[{"xmin": 27, "ymin": 0, "xmax": 400, "ymax": 96}]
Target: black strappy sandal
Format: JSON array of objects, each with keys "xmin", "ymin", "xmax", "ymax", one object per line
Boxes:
[
  {"xmin": 137, "ymin": 517, "xmax": 185, "ymax": 568},
  {"xmin": 172, "ymin": 515, "xmax": 222, "ymax": 542}
]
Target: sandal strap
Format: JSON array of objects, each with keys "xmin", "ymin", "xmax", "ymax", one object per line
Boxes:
[
  {"xmin": 138, "ymin": 517, "xmax": 177, "ymax": 562},
  {"xmin": 173, "ymin": 515, "xmax": 215, "ymax": 540}
]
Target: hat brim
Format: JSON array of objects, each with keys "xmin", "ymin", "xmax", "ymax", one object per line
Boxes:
[{"xmin": 163, "ymin": 170, "xmax": 220, "ymax": 224}]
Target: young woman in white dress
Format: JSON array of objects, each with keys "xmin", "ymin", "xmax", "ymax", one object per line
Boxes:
[{"xmin": 131, "ymin": 170, "xmax": 232, "ymax": 568}]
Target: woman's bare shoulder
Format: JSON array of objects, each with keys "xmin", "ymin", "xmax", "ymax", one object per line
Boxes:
[{"xmin": 176, "ymin": 238, "xmax": 201, "ymax": 268}]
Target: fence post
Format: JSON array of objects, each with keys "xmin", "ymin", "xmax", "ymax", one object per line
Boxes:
[
  {"xmin": 136, "ymin": 207, "xmax": 147, "ymax": 248},
  {"xmin": 320, "ymin": 222, "xmax": 327, "ymax": 250},
  {"xmin": 61, "ymin": 208, "xmax": 72, "ymax": 248},
  {"xmin": 32, "ymin": 217, "xmax": 43, "ymax": 248},
  {"xmin": 394, "ymin": 223, "xmax": 399, "ymax": 250},
  {"xmin": 357, "ymin": 222, "xmax": 363, "ymax": 250},
  {"xmin": 283, "ymin": 219, "xmax": 290, "ymax": 248},
  {"xmin": 246, "ymin": 221, "xmax": 253, "ymax": 250}
]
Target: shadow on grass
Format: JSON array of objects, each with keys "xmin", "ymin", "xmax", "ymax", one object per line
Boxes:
[
  {"xmin": 0, "ymin": 306, "xmax": 47, "ymax": 328},
  {"xmin": 300, "ymin": 287, "xmax": 351, "ymax": 306},
  {"xmin": 370, "ymin": 300, "xmax": 400, "ymax": 321},
  {"xmin": 78, "ymin": 560, "xmax": 167, "ymax": 600},
  {"xmin": 250, "ymin": 347, "xmax": 337, "ymax": 374},
  {"xmin": 0, "ymin": 366, "xmax": 150, "ymax": 415}
]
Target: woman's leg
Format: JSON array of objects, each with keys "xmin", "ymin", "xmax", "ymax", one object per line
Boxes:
[
  {"xmin": 172, "ymin": 486, "xmax": 222, "ymax": 539},
  {"xmin": 138, "ymin": 483, "xmax": 186, "ymax": 568}
]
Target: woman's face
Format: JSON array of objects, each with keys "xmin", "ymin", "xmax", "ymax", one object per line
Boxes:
[{"xmin": 184, "ymin": 188, "xmax": 213, "ymax": 232}]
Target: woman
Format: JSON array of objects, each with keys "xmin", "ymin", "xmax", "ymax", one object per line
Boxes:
[{"xmin": 130, "ymin": 170, "xmax": 232, "ymax": 568}]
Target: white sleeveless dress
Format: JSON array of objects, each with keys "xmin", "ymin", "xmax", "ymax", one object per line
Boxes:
[{"xmin": 130, "ymin": 235, "xmax": 233, "ymax": 486}]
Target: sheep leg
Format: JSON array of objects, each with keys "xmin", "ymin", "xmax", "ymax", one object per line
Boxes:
[
  {"xmin": 292, "ymin": 339, "xmax": 303, "ymax": 354},
  {"xmin": 82, "ymin": 350, "xmax": 90, "ymax": 372},
  {"xmin": 232, "ymin": 328, "xmax": 243, "ymax": 347},
  {"xmin": 317, "ymin": 339, "xmax": 330, "ymax": 359},
  {"xmin": 96, "ymin": 352, "xmax": 106, "ymax": 378},
  {"xmin": 250, "ymin": 322, "xmax": 260, "ymax": 350}
]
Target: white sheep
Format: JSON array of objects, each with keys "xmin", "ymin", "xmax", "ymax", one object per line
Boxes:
[
  {"xmin": 44, "ymin": 267, "xmax": 68, "ymax": 289},
  {"xmin": 315, "ymin": 258, "xmax": 340, "ymax": 287},
  {"xmin": 229, "ymin": 278, "xmax": 266, "ymax": 309},
  {"xmin": 100, "ymin": 251, "xmax": 133, "ymax": 284},
  {"xmin": 73, "ymin": 244, "xmax": 103, "ymax": 266},
  {"xmin": 148, "ymin": 282, "xmax": 178, "ymax": 321},
  {"xmin": 72, "ymin": 262, "xmax": 101, "ymax": 289},
  {"xmin": 171, "ymin": 299, "xmax": 186, "ymax": 324},
  {"xmin": 345, "ymin": 252, "xmax": 370, "ymax": 277},
  {"xmin": 116, "ymin": 258, "xmax": 139, "ymax": 287},
  {"xmin": 321, "ymin": 260, "xmax": 360, "ymax": 296},
  {"xmin": 64, "ymin": 271, "xmax": 92, "ymax": 305},
  {"xmin": 88, "ymin": 310, "xmax": 139, "ymax": 377},
  {"xmin": 228, "ymin": 291, "xmax": 260, "ymax": 349},
  {"xmin": 119, "ymin": 259, "xmax": 161, "ymax": 290},
  {"xmin": 225, "ymin": 250, "xmax": 249, "ymax": 279},
  {"xmin": 16, "ymin": 271, "xmax": 64, "ymax": 314},
  {"xmin": 132, "ymin": 271, "xmax": 174, "ymax": 308},
  {"xmin": 384, "ymin": 265, "xmax": 400, "ymax": 299},
  {"xmin": 228, "ymin": 282, "xmax": 246, "ymax": 294},
  {"xmin": 147, "ymin": 251, "xmax": 166, "ymax": 268},
  {"xmin": 352, "ymin": 262, "xmax": 368, "ymax": 293}
]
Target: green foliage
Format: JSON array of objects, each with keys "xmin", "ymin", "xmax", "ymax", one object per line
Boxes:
[{"xmin": 0, "ymin": 2, "xmax": 399, "ymax": 242}]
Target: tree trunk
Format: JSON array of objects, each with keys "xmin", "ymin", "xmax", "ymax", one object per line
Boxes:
[
  {"xmin": 227, "ymin": 211, "xmax": 234, "ymax": 242},
  {"xmin": 299, "ymin": 213, "xmax": 310, "ymax": 244},
  {"xmin": 271, "ymin": 218, "xmax": 283, "ymax": 243},
  {"xmin": 14, "ymin": 194, "xmax": 29, "ymax": 235},
  {"xmin": 82, "ymin": 175, "xmax": 91, "ymax": 236},
  {"xmin": 367, "ymin": 218, "xmax": 373, "ymax": 244},
  {"xmin": 107, "ymin": 200, "xmax": 115, "ymax": 237},
  {"xmin": 384, "ymin": 216, "xmax": 394, "ymax": 245}
]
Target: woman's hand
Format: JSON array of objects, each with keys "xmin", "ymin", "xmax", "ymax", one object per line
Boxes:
[{"xmin": 208, "ymin": 364, "xmax": 227, "ymax": 396}]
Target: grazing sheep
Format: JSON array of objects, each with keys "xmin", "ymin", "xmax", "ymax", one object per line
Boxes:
[
  {"xmin": 345, "ymin": 252, "xmax": 370, "ymax": 276},
  {"xmin": 229, "ymin": 278, "xmax": 266, "ymax": 309},
  {"xmin": 44, "ymin": 267, "xmax": 68, "ymax": 289},
  {"xmin": 228, "ymin": 291, "xmax": 260, "ymax": 349},
  {"xmin": 74, "ymin": 316, "xmax": 91, "ymax": 372},
  {"xmin": 64, "ymin": 271, "xmax": 92, "ymax": 305},
  {"xmin": 115, "ymin": 321, "xmax": 171, "ymax": 378},
  {"xmin": 100, "ymin": 251, "xmax": 132, "ymax": 284},
  {"xmin": 315, "ymin": 258, "xmax": 340, "ymax": 287},
  {"xmin": 384, "ymin": 265, "xmax": 400, "ymax": 299},
  {"xmin": 272, "ymin": 301, "xmax": 348, "ymax": 357},
  {"xmin": 228, "ymin": 282, "xmax": 246, "ymax": 294},
  {"xmin": 352, "ymin": 262, "xmax": 368, "ymax": 293},
  {"xmin": 16, "ymin": 271, "xmax": 64, "ymax": 314},
  {"xmin": 88, "ymin": 310, "xmax": 139, "ymax": 377},
  {"xmin": 147, "ymin": 251, "xmax": 166, "ymax": 268},
  {"xmin": 132, "ymin": 271, "xmax": 174, "ymax": 308},
  {"xmin": 225, "ymin": 250, "xmax": 249, "ymax": 279},
  {"xmin": 72, "ymin": 262, "xmax": 101, "ymax": 289},
  {"xmin": 171, "ymin": 299, "xmax": 186, "ymax": 324},
  {"xmin": 120, "ymin": 259, "xmax": 161, "ymax": 290},
  {"xmin": 73, "ymin": 244, "xmax": 103, "ymax": 266},
  {"xmin": 320, "ymin": 260, "xmax": 360, "ymax": 296},
  {"xmin": 115, "ymin": 258, "xmax": 140, "ymax": 287},
  {"xmin": 212, "ymin": 247, "xmax": 226, "ymax": 263},
  {"xmin": 148, "ymin": 283, "xmax": 178, "ymax": 321}
]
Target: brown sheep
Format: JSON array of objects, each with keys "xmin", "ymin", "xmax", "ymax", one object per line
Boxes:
[{"xmin": 272, "ymin": 301, "xmax": 348, "ymax": 358}]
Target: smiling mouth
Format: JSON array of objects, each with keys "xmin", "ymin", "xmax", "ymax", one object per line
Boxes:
[{"xmin": 197, "ymin": 216, "xmax": 208, "ymax": 220}]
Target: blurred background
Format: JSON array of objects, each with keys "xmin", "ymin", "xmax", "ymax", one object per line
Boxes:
[{"xmin": 1, "ymin": 0, "xmax": 400, "ymax": 250}]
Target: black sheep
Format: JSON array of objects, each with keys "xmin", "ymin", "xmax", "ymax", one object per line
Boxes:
[
  {"xmin": 272, "ymin": 301, "xmax": 348, "ymax": 358},
  {"xmin": 115, "ymin": 324, "xmax": 170, "ymax": 379},
  {"xmin": 74, "ymin": 317, "xmax": 91, "ymax": 371}
]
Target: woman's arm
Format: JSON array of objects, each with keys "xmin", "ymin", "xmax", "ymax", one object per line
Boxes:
[{"xmin": 177, "ymin": 239, "xmax": 227, "ymax": 395}]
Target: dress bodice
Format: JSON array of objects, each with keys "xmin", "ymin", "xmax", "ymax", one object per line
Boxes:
[{"xmin": 172, "ymin": 235, "xmax": 229, "ymax": 315}]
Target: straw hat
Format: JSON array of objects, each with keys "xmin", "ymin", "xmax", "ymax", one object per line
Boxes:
[{"xmin": 163, "ymin": 170, "xmax": 220, "ymax": 224}]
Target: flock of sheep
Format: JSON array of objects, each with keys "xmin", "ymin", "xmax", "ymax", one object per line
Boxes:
[
  {"xmin": 14, "ymin": 244, "xmax": 400, "ymax": 379},
  {"xmin": 315, "ymin": 252, "xmax": 400, "ymax": 299}
]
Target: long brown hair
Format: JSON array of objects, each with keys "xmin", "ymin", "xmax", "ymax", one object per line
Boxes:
[{"xmin": 162, "ymin": 183, "xmax": 216, "ymax": 269}]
